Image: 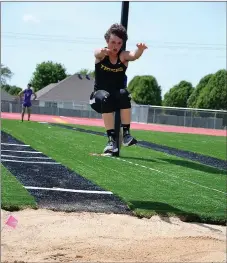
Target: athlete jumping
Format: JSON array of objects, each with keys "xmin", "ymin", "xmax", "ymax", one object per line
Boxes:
[
  {"xmin": 90, "ymin": 23, "xmax": 147, "ymax": 154},
  {"xmin": 18, "ymin": 83, "xmax": 37, "ymax": 122}
]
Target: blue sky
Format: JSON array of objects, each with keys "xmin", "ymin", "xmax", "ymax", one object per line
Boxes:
[{"xmin": 1, "ymin": 1, "xmax": 226, "ymax": 96}]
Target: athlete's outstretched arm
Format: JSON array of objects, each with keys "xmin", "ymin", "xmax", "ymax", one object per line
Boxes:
[
  {"xmin": 18, "ymin": 90, "xmax": 24, "ymax": 98},
  {"xmin": 94, "ymin": 48, "xmax": 111, "ymax": 59},
  {"xmin": 121, "ymin": 43, "xmax": 148, "ymax": 62},
  {"xmin": 33, "ymin": 91, "xmax": 37, "ymax": 100}
]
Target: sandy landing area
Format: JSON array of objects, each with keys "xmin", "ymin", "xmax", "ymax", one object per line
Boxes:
[{"xmin": 1, "ymin": 209, "xmax": 226, "ymax": 263}]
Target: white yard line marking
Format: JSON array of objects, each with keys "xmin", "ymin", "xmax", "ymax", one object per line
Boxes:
[
  {"xmin": 1, "ymin": 143, "xmax": 30, "ymax": 146},
  {"xmin": 1, "ymin": 154, "xmax": 51, "ymax": 159},
  {"xmin": 24, "ymin": 186, "xmax": 113, "ymax": 195},
  {"xmin": 1, "ymin": 159, "xmax": 60, "ymax": 164},
  {"xmin": 114, "ymin": 157, "xmax": 227, "ymax": 195},
  {"xmin": 1, "ymin": 150, "xmax": 42, "ymax": 153}
]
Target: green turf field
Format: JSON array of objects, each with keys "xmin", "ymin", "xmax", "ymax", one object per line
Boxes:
[
  {"xmin": 2, "ymin": 119, "xmax": 226, "ymax": 224},
  {"xmin": 1, "ymin": 165, "xmax": 37, "ymax": 211},
  {"xmin": 64, "ymin": 123, "xmax": 226, "ymax": 160}
]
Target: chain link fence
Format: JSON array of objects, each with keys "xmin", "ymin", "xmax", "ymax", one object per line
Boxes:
[
  {"xmin": 146, "ymin": 106, "xmax": 227, "ymax": 129},
  {"xmin": 1, "ymin": 100, "xmax": 227, "ymax": 130}
]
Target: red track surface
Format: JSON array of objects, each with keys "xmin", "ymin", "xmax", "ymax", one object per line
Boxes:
[{"xmin": 1, "ymin": 112, "xmax": 226, "ymax": 137}]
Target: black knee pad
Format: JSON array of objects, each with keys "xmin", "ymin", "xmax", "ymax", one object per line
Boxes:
[
  {"xmin": 89, "ymin": 90, "xmax": 114, "ymax": 114},
  {"xmin": 119, "ymin": 89, "xmax": 131, "ymax": 109}
]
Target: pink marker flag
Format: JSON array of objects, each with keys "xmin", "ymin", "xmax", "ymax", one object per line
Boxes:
[{"xmin": 5, "ymin": 215, "xmax": 18, "ymax": 229}]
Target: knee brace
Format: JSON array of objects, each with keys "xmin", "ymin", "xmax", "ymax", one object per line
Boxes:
[
  {"xmin": 119, "ymin": 89, "xmax": 131, "ymax": 109},
  {"xmin": 89, "ymin": 90, "xmax": 113, "ymax": 114}
]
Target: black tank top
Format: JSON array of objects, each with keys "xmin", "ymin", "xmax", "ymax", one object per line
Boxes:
[{"xmin": 94, "ymin": 51, "xmax": 127, "ymax": 92}]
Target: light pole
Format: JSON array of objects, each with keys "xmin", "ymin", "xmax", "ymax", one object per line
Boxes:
[{"xmin": 113, "ymin": 1, "xmax": 129, "ymax": 157}]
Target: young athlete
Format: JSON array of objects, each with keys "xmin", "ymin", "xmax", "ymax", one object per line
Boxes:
[
  {"xmin": 18, "ymin": 83, "xmax": 37, "ymax": 122},
  {"xmin": 90, "ymin": 23, "xmax": 147, "ymax": 154}
]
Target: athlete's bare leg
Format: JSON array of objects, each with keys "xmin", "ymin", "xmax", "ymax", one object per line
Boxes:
[
  {"xmin": 27, "ymin": 107, "xmax": 31, "ymax": 121},
  {"xmin": 102, "ymin": 113, "xmax": 114, "ymax": 130},
  {"xmin": 120, "ymin": 108, "xmax": 131, "ymax": 125},
  {"xmin": 102, "ymin": 109, "xmax": 131, "ymax": 129},
  {"xmin": 21, "ymin": 107, "xmax": 26, "ymax": 122}
]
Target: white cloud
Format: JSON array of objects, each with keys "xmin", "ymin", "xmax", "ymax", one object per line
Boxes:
[{"xmin": 22, "ymin": 14, "xmax": 40, "ymax": 24}]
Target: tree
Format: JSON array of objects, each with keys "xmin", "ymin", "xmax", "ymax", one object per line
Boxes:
[
  {"xmin": 1, "ymin": 84, "xmax": 22, "ymax": 95},
  {"xmin": 127, "ymin": 75, "xmax": 162, "ymax": 105},
  {"xmin": 77, "ymin": 68, "xmax": 95, "ymax": 78},
  {"xmin": 163, "ymin": 81, "xmax": 194, "ymax": 107},
  {"xmin": 196, "ymin": 69, "xmax": 227, "ymax": 110},
  {"xmin": 1, "ymin": 64, "xmax": 13, "ymax": 85},
  {"xmin": 187, "ymin": 74, "xmax": 213, "ymax": 108},
  {"xmin": 2, "ymin": 84, "xmax": 10, "ymax": 92},
  {"xmin": 30, "ymin": 61, "xmax": 67, "ymax": 91},
  {"xmin": 127, "ymin": 76, "xmax": 141, "ymax": 94}
]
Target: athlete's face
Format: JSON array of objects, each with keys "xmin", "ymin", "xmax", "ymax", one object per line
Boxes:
[{"xmin": 107, "ymin": 34, "xmax": 123, "ymax": 54}]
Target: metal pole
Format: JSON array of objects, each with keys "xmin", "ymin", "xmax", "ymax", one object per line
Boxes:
[
  {"xmin": 184, "ymin": 110, "xmax": 186, "ymax": 127},
  {"xmin": 113, "ymin": 1, "xmax": 129, "ymax": 157},
  {"xmin": 214, "ymin": 111, "xmax": 217, "ymax": 129}
]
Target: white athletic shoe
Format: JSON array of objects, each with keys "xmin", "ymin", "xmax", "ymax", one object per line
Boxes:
[
  {"xmin": 103, "ymin": 137, "xmax": 118, "ymax": 154},
  {"xmin": 122, "ymin": 133, "xmax": 138, "ymax": 146}
]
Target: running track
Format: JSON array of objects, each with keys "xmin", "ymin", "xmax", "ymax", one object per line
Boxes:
[{"xmin": 1, "ymin": 112, "xmax": 226, "ymax": 137}]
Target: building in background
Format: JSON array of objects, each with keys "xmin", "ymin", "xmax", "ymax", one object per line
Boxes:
[{"xmin": 36, "ymin": 73, "xmax": 94, "ymax": 109}]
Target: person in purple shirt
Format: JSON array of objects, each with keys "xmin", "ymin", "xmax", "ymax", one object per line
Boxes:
[{"xmin": 18, "ymin": 83, "xmax": 37, "ymax": 122}]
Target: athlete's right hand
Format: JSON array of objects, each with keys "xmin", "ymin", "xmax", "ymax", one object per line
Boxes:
[{"xmin": 100, "ymin": 48, "xmax": 111, "ymax": 56}]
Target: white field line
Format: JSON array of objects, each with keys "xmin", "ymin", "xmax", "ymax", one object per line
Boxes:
[
  {"xmin": 1, "ymin": 150, "xmax": 42, "ymax": 153},
  {"xmin": 1, "ymin": 143, "xmax": 30, "ymax": 146},
  {"xmin": 111, "ymin": 157, "xmax": 227, "ymax": 196},
  {"xmin": 24, "ymin": 186, "xmax": 113, "ymax": 195},
  {"xmin": 1, "ymin": 154, "xmax": 51, "ymax": 159},
  {"xmin": 1, "ymin": 159, "xmax": 60, "ymax": 164}
]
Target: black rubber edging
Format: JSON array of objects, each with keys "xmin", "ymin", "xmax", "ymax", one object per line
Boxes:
[
  {"xmin": 47, "ymin": 122, "xmax": 227, "ymax": 172},
  {"xmin": 1, "ymin": 131, "xmax": 132, "ymax": 215}
]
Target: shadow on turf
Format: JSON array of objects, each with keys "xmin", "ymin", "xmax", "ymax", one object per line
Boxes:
[
  {"xmin": 122, "ymin": 156, "xmax": 226, "ymax": 175},
  {"xmin": 159, "ymin": 158, "xmax": 226, "ymax": 175},
  {"xmin": 129, "ymin": 200, "xmax": 226, "ymax": 228}
]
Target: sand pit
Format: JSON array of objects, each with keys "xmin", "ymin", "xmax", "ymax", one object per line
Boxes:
[{"xmin": 1, "ymin": 209, "xmax": 226, "ymax": 262}]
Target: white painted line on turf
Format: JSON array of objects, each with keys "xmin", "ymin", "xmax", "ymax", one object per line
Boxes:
[
  {"xmin": 1, "ymin": 143, "xmax": 30, "ymax": 146},
  {"xmin": 1, "ymin": 150, "xmax": 42, "ymax": 153},
  {"xmin": 1, "ymin": 159, "xmax": 60, "ymax": 164},
  {"xmin": 1, "ymin": 154, "xmax": 51, "ymax": 159},
  {"xmin": 114, "ymin": 157, "xmax": 227, "ymax": 196},
  {"xmin": 24, "ymin": 186, "xmax": 113, "ymax": 195}
]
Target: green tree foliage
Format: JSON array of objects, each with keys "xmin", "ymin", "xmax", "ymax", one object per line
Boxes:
[
  {"xmin": 127, "ymin": 75, "xmax": 162, "ymax": 105},
  {"xmin": 187, "ymin": 74, "xmax": 213, "ymax": 108},
  {"xmin": 30, "ymin": 61, "xmax": 67, "ymax": 91},
  {"xmin": 1, "ymin": 84, "xmax": 22, "ymax": 95},
  {"xmin": 195, "ymin": 69, "xmax": 227, "ymax": 110},
  {"xmin": 1, "ymin": 64, "xmax": 13, "ymax": 85},
  {"xmin": 163, "ymin": 81, "xmax": 194, "ymax": 107},
  {"xmin": 77, "ymin": 68, "xmax": 95, "ymax": 78}
]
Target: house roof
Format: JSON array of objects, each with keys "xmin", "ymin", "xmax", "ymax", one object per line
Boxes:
[
  {"xmin": 1, "ymin": 89, "xmax": 16, "ymax": 101},
  {"xmin": 36, "ymin": 73, "xmax": 94, "ymax": 103},
  {"xmin": 36, "ymin": 83, "xmax": 58, "ymax": 98}
]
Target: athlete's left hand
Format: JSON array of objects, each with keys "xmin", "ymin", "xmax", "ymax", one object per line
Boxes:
[{"xmin": 136, "ymin": 43, "xmax": 148, "ymax": 51}]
